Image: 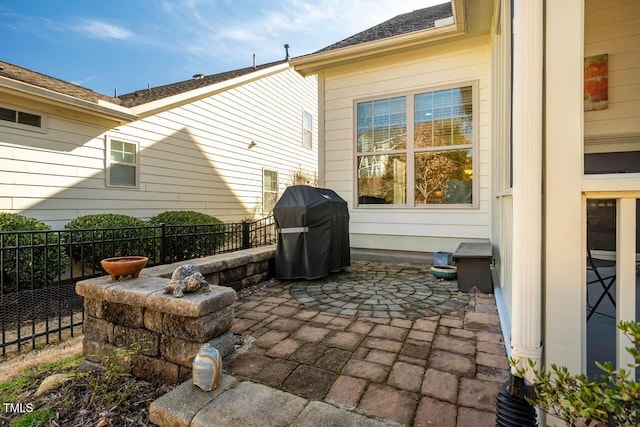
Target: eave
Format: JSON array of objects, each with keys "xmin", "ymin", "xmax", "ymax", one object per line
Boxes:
[
  {"xmin": 0, "ymin": 76, "xmax": 137, "ymax": 124},
  {"xmin": 292, "ymin": 0, "xmax": 493, "ymax": 75}
]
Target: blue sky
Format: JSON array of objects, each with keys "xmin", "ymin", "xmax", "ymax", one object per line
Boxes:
[{"xmin": 0, "ymin": 1, "xmax": 448, "ymax": 97}]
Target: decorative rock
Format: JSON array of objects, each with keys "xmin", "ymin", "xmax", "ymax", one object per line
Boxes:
[
  {"xmin": 35, "ymin": 373, "xmax": 71, "ymax": 396},
  {"xmin": 165, "ymin": 265, "xmax": 211, "ymax": 298}
]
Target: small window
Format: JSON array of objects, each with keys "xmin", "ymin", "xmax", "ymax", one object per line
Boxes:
[
  {"xmin": 263, "ymin": 169, "xmax": 278, "ymax": 214},
  {"xmin": 106, "ymin": 137, "xmax": 138, "ymax": 187},
  {"xmin": 302, "ymin": 111, "xmax": 313, "ymax": 148},
  {"xmin": 0, "ymin": 104, "xmax": 46, "ymax": 132}
]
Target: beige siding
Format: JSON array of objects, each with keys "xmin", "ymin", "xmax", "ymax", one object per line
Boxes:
[
  {"xmin": 322, "ymin": 36, "xmax": 492, "ymax": 253},
  {"xmin": 584, "ymin": 0, "xmax": 640, "ymax": 143},
  {"xmin": 0, "ymin": 67, "xmax": 318, "ymax": 229}
]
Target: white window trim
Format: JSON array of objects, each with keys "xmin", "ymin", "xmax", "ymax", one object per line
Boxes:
[
  {"xmin": 302, "ymin": 110, "xmax": 313, "ymax": 149},
  {"xmin": 262, "ymin": 168, "xmax": 279, "ymax": 214},
  {"xmin": 352, "ymin": 80, "xmax": 479, "ymax": 209},
  {"xmin": 105, "ymin": 135, "xmax": 139, "ymax": 188},
  {"xmin": 0, "ymin": 102, "xmax": 48, "ymax": 133}
]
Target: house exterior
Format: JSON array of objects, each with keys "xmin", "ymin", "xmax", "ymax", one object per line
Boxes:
[
  {"xmin": 0, "ymin": 59, "xmax": 318, "ymax": 229},
  {"xmin": 293, "ymin": 0, "xmax": 639, "ymax": 423}
]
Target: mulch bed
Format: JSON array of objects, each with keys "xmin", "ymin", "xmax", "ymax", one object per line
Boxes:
[{"xmin": 1, "ymin": 361, "xmax": 173, "ymax": 426}]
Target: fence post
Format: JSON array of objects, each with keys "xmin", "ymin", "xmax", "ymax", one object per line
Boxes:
[
  {"xmin": 242, "ymin": 221, "xmax": 251, "ymax": 249},
  {"xmin": 159, "ymin": 223, "xmax": 166, "ymax": 263}
]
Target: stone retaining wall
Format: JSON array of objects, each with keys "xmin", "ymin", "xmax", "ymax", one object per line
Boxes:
[{"xmin": 76, "ymin": 246, "xmax": 275, "ymax": 384}]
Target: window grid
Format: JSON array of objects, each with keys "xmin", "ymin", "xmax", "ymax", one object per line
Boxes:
[
  {"xmin": 0, "ymin": 105, "xmax": 45, "ymax": 131},
  {"xmin": 106, "ymin": 137, "xmax": 138, "ymax": 188},
  {"xmin": 356, "ymin": 84, "xmax": 475, "ymax": 207}
]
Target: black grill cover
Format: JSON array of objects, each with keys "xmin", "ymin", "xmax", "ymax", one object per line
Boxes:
[{"xmin": 273, "ymin": 185, "xmax": 350, "ymax": 280}]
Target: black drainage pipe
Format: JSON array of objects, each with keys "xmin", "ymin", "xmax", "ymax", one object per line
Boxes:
[{"xmin": 496, "ymin": 374, "xmax": 537, "ymax": 427}]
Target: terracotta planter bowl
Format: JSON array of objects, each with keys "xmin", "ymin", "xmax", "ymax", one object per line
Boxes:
[{"xmin": 100, "ymin": 256, "xmax": 149, "ymax": 281}]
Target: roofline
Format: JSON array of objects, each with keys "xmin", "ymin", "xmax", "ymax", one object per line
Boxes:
[
  {"xmin": 131, "ymin": 62, "xmax": 292, "ymax": 117},
  {"xmin": 291, "ymin": 0, "xmax": 466, "ymax": 75},
  {"xmin": 0, "ymin": 76, "xmax": 138, "ymax": 123}
]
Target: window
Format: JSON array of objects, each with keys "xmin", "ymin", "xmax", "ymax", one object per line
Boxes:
[
  {"xmin": 356, "ymin": 84, "xmax": 475, "ymax": 206},
  {"xmin": 0, "ymin": 104, "xmax": 46, "ymax": 132},
  {"xmin": 106, "ymin": 137, "xmax": 138, "ymax": 187},
  {"xmin": 302, "ymin": 111, "xmax": 313, "ymax": 148},
  {"xmin": 263, "ymin": 169, "xmax": 278, "ymax": 213}
]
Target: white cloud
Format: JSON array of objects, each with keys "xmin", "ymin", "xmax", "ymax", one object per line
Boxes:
[
  {"xmin": 70, "ymin": 75, "xmax": 98, "ymax": 87},
  {"xmin": 146, "ymin": 0, "xmax": 450, "ymax": 79},
  {"xmin": 75, "ymin": 20, "xmax": 134, "ymax": 40}
]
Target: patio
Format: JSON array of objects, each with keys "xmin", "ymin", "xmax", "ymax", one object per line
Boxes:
[{"xmin": 222, "ymin": 260, "xmax": 509, "ymax": 426}]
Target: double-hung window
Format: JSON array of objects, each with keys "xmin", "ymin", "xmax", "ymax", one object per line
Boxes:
[
  {"xmin": 106, "ymin": 136, "xmax": 138, "ymax": 187},
  {"xmin": 263, "ymin": 169, "xmax": 278, "ymax": 214},
  {"xmin": 356, "ymin": 83, "xmax": 475, "ymax": 206}
]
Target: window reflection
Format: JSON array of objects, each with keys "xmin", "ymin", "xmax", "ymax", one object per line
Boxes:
[{"xmin": 586, "ymin": 199, "xmax": 617, "ymax": 379}]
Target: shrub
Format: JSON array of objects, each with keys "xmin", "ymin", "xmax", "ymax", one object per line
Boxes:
[
  {"xmin": 63, "ymin": 214, "xmax": 156, "ymax": 269},
  {"xmin": 0, "ymin": 213, "xmax": 65, "ymax": 292},
  {"xmin": 512, "ymin": 320, "xmax": 640, "ymax": 426},
  {"xmin": 148, "ymin": 211, "xmax": 227, "ymax": 261}
]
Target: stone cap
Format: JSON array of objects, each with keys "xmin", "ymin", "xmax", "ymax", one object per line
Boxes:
[
  {"xmin": 142, "ymin": 246, "xmax": 276, "ymax": 278},
  {"xmin": 76, "ymin": 275, "xmax": 236, "ymax": 318},
  {"xmin": 76, "ymin": 276, "xmax": 236, "ymax": 317},
  {"xmin": 76, "ymin": 245, "xmax": 275, "ymax": 317}
]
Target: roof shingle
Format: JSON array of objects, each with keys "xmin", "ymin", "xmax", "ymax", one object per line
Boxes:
[
  {"xmin": 316, "ymin": 2, "xmax": 453, "ymax": 53},
  {"xmin": 0, "ymin": 60, "xmax": 122, "ymax": 105},
  {"xmin": 117, "ymin": 60, "xmax": 288, "ymax": 107}
]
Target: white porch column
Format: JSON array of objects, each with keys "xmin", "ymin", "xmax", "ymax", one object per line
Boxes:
[
  {"xmin": 544, "ymin": 0, "xmax": 584, "ymax": 375},
  {"xmin": 510, "ymin": 0, "xmax": 544, "ymax": 377}
]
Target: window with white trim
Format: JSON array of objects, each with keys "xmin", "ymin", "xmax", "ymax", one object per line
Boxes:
[
  {"xmin": 302, "ymin": 110, "xmax": 313, "ymax": 148},
  {"xmin": 106, "ymin": 137, "xmax": 138, "ymax": 187},
  {"xmin": 356, "ymin": 84, "xmax": 475, "ymax": 206},
  {"xmin": 263, "ymin": 169, "xmax": 278, "ymax": 213},
  {"xmin": 0, "ymin": 104, "xmax": 46, "ymax": 132}
]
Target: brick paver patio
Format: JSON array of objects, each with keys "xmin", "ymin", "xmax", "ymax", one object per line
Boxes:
[{"xmin": 227, "ymin": 260, "xmax": 509, "ymax": 426}]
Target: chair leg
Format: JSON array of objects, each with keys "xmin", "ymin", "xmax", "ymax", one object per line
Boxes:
[{"xmin": 586, "ymin": 276, "xmax": 616, "ymax": 321}]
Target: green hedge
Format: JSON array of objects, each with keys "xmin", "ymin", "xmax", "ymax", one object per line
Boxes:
[
  {"xmin": 0, "ymin": 213, "xmax": 65, "ymax": 292},
  {"xmin": 148, "ymin": 211, "xmax": 226, "ymax": 261},
  {"xmin": 63, "ymin": 214, "xmax": 156, "ymax": 269}
]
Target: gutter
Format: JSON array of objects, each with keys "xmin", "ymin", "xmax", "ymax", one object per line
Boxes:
[
  {"xmin": 291, "ymin": 23, "xmax": 463, "ymax": 75},
  {"xmin": 0, "ymin": 76, "xmax": 137, "ymax": 123}
]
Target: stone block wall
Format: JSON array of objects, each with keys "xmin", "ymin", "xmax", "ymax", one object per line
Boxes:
[{"xmin": 76, "ymin": 246, "xmax": 275, "ymax": 384}]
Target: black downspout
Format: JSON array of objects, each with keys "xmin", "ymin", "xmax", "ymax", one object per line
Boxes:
[{"xmin": 496, "ymin": 374, "xmax": 537, "ymax": 426}]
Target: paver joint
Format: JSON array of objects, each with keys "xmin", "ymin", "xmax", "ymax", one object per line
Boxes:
[{"xmin": 154, "ymin": 260, "xmax": 509, "ymax": 426}]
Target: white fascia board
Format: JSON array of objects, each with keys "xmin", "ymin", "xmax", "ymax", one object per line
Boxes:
[
  {"xmin": 0, "ymin": 76, "xmax": 137, "ymax": 123},
  {"xmin": 131, "ymin": 62, "xmax": 292, "ymax": 118},
  {"xmin": 292, "ymin": 23, "xmax": 463, "ymax": 75}
]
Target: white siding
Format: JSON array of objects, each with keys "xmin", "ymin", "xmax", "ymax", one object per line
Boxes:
[
  {"xmin": 0, "ymin": 67, "xmax": 318, "ymax": 229},
  {"xmin": 321, "ymin": 36, "xmax": 493, "ymax": 253}
]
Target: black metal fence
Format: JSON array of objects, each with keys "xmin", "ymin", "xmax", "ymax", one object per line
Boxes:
[{"xmin": 0, "ymin": 216, "xmax": 275, "ymax": 356}]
